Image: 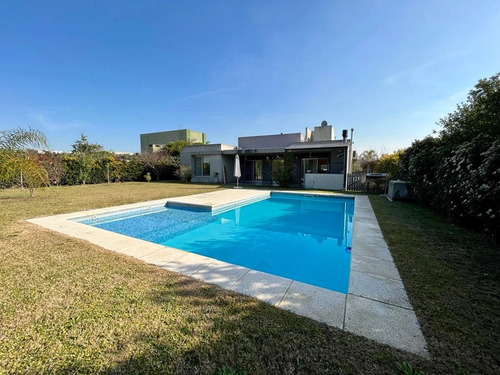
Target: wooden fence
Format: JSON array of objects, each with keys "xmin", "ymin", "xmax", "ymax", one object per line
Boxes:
[{"xmin": 346, "ymin": 172, "xmax": 366, "ymax": 192}]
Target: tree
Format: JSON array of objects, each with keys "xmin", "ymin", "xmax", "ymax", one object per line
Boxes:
[
  {"xmin": 0, "ymin": 127, "xmax": 49, "ymax": 196},
  {"xmin": 374, "ymin": 149, "xmax": 405, "ymax": 179},
  {"xmin": 163, "ymin": 140, "xmax": 202, "ymax": 157},
  {"xmin": 356, "ymin": 150, "xmax": 379, "ymax": 172},
  {"xmin": 399, "ymin": 73, "xmax": 500, "ymax": 239},
  {"xmin": 174, "ymin": 165, "xmax": 192, "ymax": 182},
  {"xmin": 70, "ymin": 134, "xmax": 103, "ymax": 185},
  {"xmin": 0, "ymin": 127, "xmax": 47, "ymax": 150},
  {"xmin": 270, "ymin": 152, "xmax": 295, "ymax": 187},
  {"xmin": 38, "ymin": 152, "xmax": 65, "ymax": 185},
  {"xmin": 139, "ymin": 150, "xmax": 178, "ymax": 181},
  {"xmin": 71, "ymin": 134, "xmax": 103, "ymax": 154},
  {"xmin": 438, "ymin": 73, "xmax": 500, "ymax": 146}
]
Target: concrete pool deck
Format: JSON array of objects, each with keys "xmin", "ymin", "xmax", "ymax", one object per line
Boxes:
[{"xmin": 27, "ymin": 189, "xmax": 428, "ymax": 357}]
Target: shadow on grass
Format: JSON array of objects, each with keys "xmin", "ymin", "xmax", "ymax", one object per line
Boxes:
[{"xmin": 57, "ymin": 274, "xmax": 430, "ymax": 375}]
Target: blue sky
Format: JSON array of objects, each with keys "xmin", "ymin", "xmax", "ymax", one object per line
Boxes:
[{"xmin": 1, "ymin": 1, "xmax": 499, "ymax": 154}]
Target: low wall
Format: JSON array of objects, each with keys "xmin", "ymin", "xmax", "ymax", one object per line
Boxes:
[{"xmin": 304, "ymin": 173, "xmax": 345, "ymax": 190}]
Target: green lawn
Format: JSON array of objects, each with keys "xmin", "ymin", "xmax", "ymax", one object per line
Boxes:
[
  {"xmin": 0, "ymin": 183, "xmax": 498, "ymax": 374},
  {"xmin": 369, "ymin": 195, "xmax": 499, "ymax": 375}
]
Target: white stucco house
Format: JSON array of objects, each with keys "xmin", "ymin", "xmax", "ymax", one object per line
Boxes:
[{"xmin": 180, "ymin": 121, "xmax": 354, "ymax": 190}]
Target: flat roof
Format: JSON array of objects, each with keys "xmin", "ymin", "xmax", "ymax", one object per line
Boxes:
[{"xmin": 287, "ymin": 141, "xmax": 349, "ymax": 150}]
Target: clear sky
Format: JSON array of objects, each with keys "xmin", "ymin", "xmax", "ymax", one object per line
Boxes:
[{"xmin": 1, "ymin": 1, "xmax": 499, "ymax": 154}]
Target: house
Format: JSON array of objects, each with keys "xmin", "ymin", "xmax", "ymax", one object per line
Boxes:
[
  {"xmin": 180, "ymin": 121, "xmax": 354, "ymax": 190},
  {"xmin": 140, "ymin": 129, "xmax": 206, "ymax": 153}
]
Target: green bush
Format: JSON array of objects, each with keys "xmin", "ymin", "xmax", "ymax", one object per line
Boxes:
[
  {"xmin": 399, "ymin": 137, "xmax": 444, "ymax": 206},
  {"xmin": 438, "ymin": 135, "xmax": 499, "ymax": 236},
  {"xmin": 270, "ymin": 151, "xmax": 295, "ymax": 187},
  {"xmin": 374, "ymin": 150, "xmax": 404, "ymax": 180},
  {"xmin": 399, "ymin": 73, "xmax": 500, "ymax": 239}
]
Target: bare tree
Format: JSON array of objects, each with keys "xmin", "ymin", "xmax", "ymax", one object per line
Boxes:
[{"xmin": 139, "ymin": 150, "xmax": 176, "ymax": 181}]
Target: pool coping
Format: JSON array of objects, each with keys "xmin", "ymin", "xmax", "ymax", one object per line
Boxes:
[{"xmin": 26, "ymin": 189, "xmax": 428, "ymax": 357}]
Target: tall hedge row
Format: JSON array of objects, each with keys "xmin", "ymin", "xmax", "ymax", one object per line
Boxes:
[
  {"xmin": 33, "ymin": 152, "xmax": 179, "ymax": 186},
  {"xmin": 60, "ymin": 154, "xmax": 146, "ymax": 185},
  {"xmin": 399, "ymin": 74, "xmax": 500, "ymax": 239}
]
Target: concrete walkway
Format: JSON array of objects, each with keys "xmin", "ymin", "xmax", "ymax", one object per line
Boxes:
[{"xmin": 27, "ymin": 189, "xmax": 428, "ymax": 356}]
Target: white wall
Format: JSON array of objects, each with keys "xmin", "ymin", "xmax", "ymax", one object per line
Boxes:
[
  {"xmin": 312, "ymin": 125, "xmax": 334, "ymax": 141},
  {"xmin": 189, "ymin": 155, "xmax": 223, "ymax": 183},
  {"xmin": 304, "ymin": 173, "xmax": 345, "ymax": 190},
  {"xmin": 180, "ymin": 144, "xmax": 237, "ymax": 184}
]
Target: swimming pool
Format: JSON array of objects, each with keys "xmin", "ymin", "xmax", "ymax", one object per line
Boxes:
[{"xmin": 76, "ymin": 192, "xmax": 354, "ymax": 293}]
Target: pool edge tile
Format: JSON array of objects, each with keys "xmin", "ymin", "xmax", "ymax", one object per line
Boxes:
[
  {"xmin": 230, "ymin": 270, "xmax": 293, "ymax": 306},
  {"xmin": 191, "ymin": 260, "xmax": 251, "ymax": 290},
  {"xmin": 161, "ymin": 252, "xmax": 215, "ymax": 277},
  {"xmin": 279, "ymin": 281, "xmax": 346, "ymax": 329},
  {"xmin": 345, "ymin": 294, "xmax": 429, "ymax": 357}
]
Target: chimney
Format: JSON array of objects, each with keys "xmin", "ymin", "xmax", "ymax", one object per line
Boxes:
[
  {"xmin": 305, "ymin": 127, "xmax": 312, "ymax": 142},
  {"xmin": 342, "ymin": 129, "xmax": 348, "ymax": 142}
]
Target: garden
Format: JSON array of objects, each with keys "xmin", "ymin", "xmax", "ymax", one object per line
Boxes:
[
  {"xmin": 0, "ymin": 74, "xmax": 498, "ymax": 374},
  {"xmin": 0, "ymin": 183, "xmax": 498, "ymax": 374}
]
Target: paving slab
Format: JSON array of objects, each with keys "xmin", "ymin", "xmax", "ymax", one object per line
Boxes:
[
  {"xmin": 353, "ymin": 195, "xmax": 372, "ymax": 209},
  {"xmin": 161, "ymin": 252, "xmax": 215, "ymax": 276},
  {"xmin": 349, "ymin": 270, "xmax": 411, "ymax": 309},
  {"xmin": 353, "ymin": 220, "xmax": 385, "ymax": 239},
  {"xmin": 351, "ymin": 254, "xmax": 402, "ymax": 281},
  {"xmin": 102, "ymin": 239, "xmax": 155, "ymax": 257},
  {"xmin": 279, "ymin": 281, "xmax": 346, "ymax": 328},
  {"xmin": 60, "ymin": 224, "xmax": 98, "ymax": 241},
  {"xmin": 352, "ymin": 210, "xmax": 377, "ymax": 220},
  {"xmin": 345, "ymin": 294, "xmax": 428, "ymax": 357},
  {"xmin": 351, "ymin": 236, "xmax": 394, "ymax": 261},
  {"xmin": 231, "ymin": 270, "xmax": 293, "ymax": 305},
  {"xmin": 138, "ymin": 247, "xmax": 186, "ymax": 266},
  {"xmin": 167, "ymin": 189, "xmax": 270, "ymax": 211},
  {"xmin": 191, "ymin": 260, "xmax": 250, "ymax": 290}
]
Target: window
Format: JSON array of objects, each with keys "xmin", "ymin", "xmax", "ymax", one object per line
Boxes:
[
  {"xmin": 318, "ymin": 158, "xmax": 329, "ymax": 173},
  {"xmin": 194, "ymin": 157, "xmax": 202, "ymax": 176},
  {"xmin": 244, "ymin": 160, "xmax": 263, "ymax": 181},
  {"xmin": 194, "ymin": 156, "xmax": 211, "ymax": 176},
  {"xmin": 203, "ymin": 161, "xmax": 211, "ymax": 176},
  {"xmin": 301, "ymin": 158, "xmax": 329, "ymax": 176}
]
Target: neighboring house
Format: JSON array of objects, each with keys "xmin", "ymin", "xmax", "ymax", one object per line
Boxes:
[
  {"xmin": 140, "ymin": 129, "xmax": 206, "ymax": 153},
  {"xmin": 180, "ymin": 121, "xmax": 354, "ymax": 190}
]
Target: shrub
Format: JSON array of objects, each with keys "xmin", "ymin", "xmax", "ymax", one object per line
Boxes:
[
  {"xmin": 374, "ymin": 150, "xmax": 405, "ymax": 180},
  {"xmin": 399, "ymin": 137, "xmax": 444, "ymax": 207},
  {"xmin": 270, "ymin": 151, "xmax": 295, "ymax": 187},
  {"xmin": 399, "ymin": 73, "xmax": 500, "ymax": 239},
  {"xmin": 175, "ymin": 165, "xmax": 192, "ymax": 182},
  {"xmin": 438, "ymin": 135, "xmax": 499, "ymax": 236}
]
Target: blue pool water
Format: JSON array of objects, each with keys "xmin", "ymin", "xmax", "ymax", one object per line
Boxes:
[{"xmin": 77, "ymin": 193, "xmax": 354, "ymax": 293}]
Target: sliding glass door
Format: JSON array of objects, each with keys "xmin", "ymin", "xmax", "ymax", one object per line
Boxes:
[{"xmin": 244, "ymin": 160, "xmax": 263, "ymax": 181}]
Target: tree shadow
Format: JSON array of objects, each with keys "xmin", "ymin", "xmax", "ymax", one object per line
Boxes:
[{"xmin": 52, "ymin": 272, "xmax": 430, "ymax": 375}]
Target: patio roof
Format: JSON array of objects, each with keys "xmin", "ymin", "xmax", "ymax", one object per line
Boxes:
[{"xmin": 286, "ymin": 141, "xmax": 349, "ymax": 151}]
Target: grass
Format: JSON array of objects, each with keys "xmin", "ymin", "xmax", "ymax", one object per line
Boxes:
[
  {"xmin": 0, "ymin": 182, "xmax": 498, "ymax": 374},
  {"xmin": 369, "ymin": 195, "xmax": 499, "ymax": 375}
]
